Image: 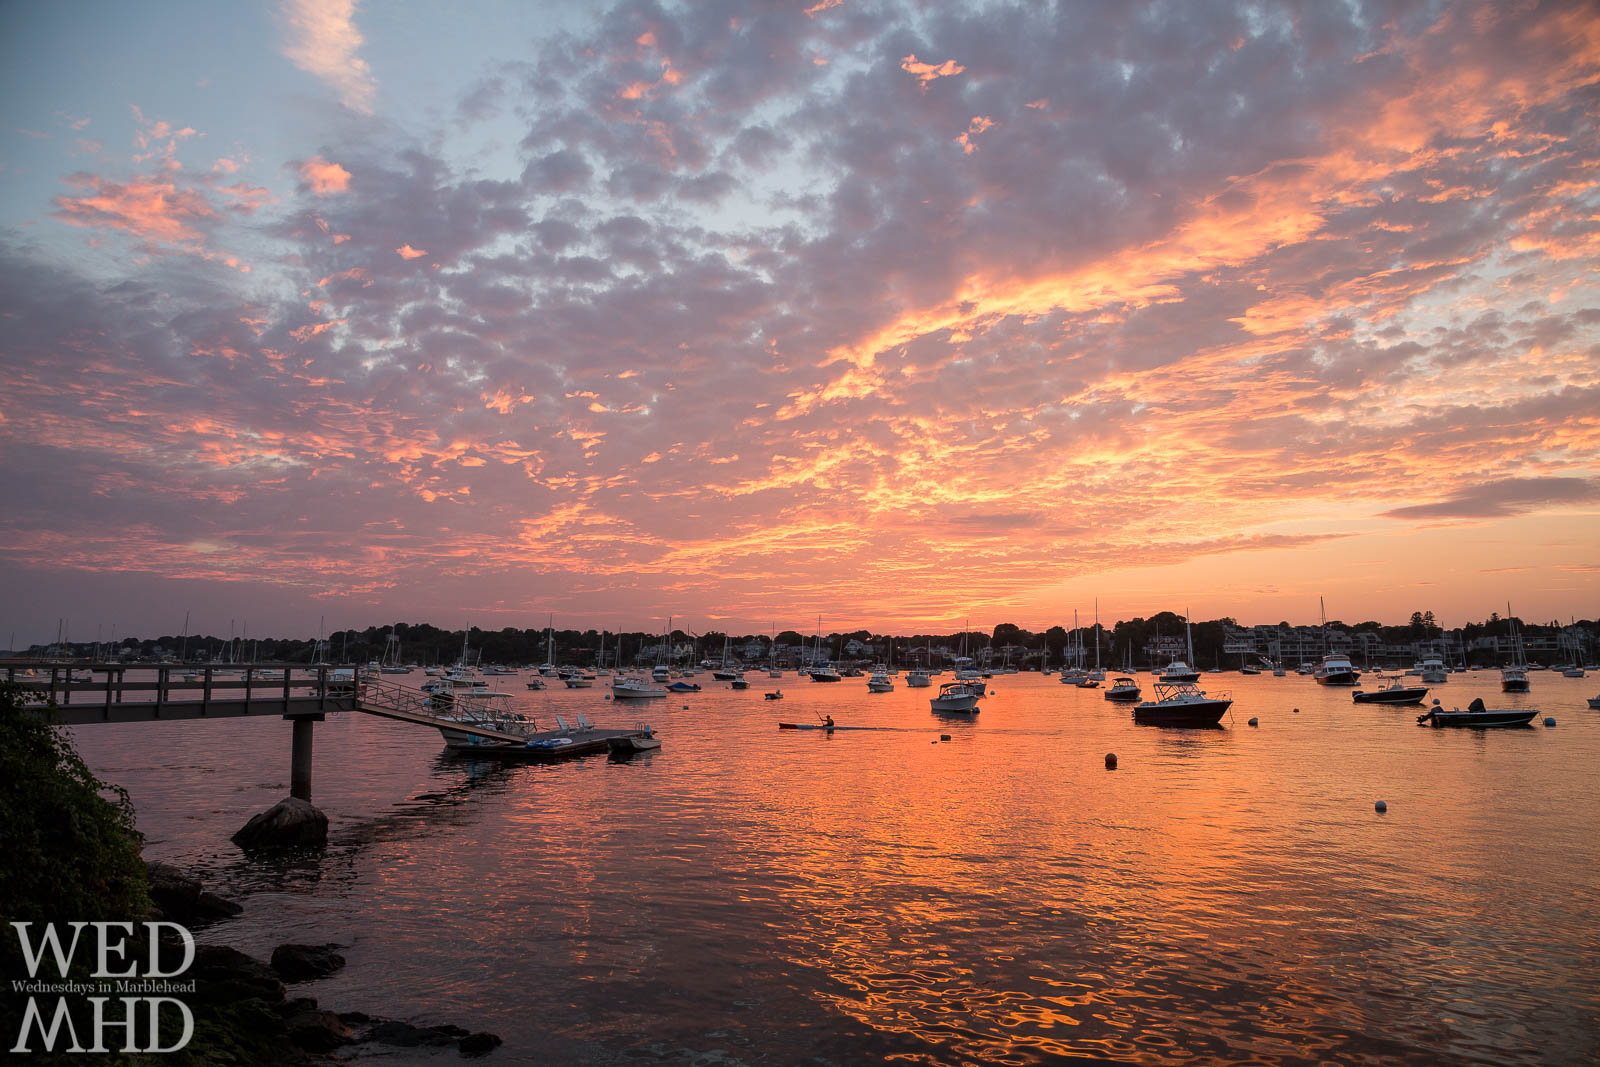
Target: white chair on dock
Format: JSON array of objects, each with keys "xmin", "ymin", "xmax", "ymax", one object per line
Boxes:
[
  {"xmin": 575, "ymin": 713, "xmax": 593, "ymax": 731},
  {"xmin": 555, "ymin": 715, "xmax": 571, "ymax": 734}
]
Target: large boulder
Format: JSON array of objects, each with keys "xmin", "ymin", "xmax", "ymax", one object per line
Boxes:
[
  {"xmin": 231, "ymin": 796, "xmax": 329, "ymax": 851},
  {"xmin": 271, "ymin": 942, "xmax": 347, "ymax": 982}
]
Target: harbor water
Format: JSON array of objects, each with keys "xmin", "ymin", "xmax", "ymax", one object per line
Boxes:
[{"xmin": 71, "ymin": 671, "xmax": 1600, "ymax": 1065}]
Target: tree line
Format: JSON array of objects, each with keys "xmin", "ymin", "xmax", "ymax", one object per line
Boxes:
[{"xmin": 16, "ymin": 611, "xmax": 1596, "ymax": 669}]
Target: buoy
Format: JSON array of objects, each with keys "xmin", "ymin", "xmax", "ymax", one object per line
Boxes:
[
  {"xmin": 1375, "ymin": 800, "xmax": 1387, "ymax": 814},
  {"xmin": 1105, "ymin": 753, "xmax": 1117, "ymax": 770},
  {"xmin": 1432, "ymin": 697, "xmax": 1441, "ymax": 705},
  {"xmin": 1248, "ymin": 717, "xmax": 1258, "ymax": 726},
  {"xmin": 604, "ymin": 694, "xmax": 612, "ymax": 700},
  {"xmin": 682, "ymin": 704, "xmax": 689, "ymax": 709},
  {"xmin": 1544, "ymin": 717, "xmax": 1556, "ymax": 727},
  {"xmin": 940, "ymin": 734, "xmax": 951, "ymax": 741}
]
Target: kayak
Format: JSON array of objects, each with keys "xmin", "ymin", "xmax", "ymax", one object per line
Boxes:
[{"xmin": 776, "ymin": 722, "xmax": 879, "ymax": 731}]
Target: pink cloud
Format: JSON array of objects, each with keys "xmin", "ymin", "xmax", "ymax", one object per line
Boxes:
[
  {"xmin": 396, "ymin": 243, "xmax": 427, "ymax": 259},
  {"xmin": 299, "ymin": 156, "xmax": 351, "ymax": 194},
  {"xmin": 278, "ymin": 0, "xmax": 376, "ymax": 114},
  {"xmin": 51, "ymin": 172, "xmax": 215, "ymax": 245}
]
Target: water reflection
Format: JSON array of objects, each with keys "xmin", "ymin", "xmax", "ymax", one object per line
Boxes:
[{"xmin": 65, "ymin": 671, "xmax": 1600, "ymax": 1065}]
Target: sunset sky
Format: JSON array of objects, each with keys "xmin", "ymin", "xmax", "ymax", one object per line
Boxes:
[{"xmin": 2, "ymin": 0, "xmax": 1598, "ymax": 645}]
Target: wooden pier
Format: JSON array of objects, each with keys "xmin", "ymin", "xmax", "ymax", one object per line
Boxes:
[{"xmin": 4, "ymin": 662, "xmax": 646, "ymax": 809}]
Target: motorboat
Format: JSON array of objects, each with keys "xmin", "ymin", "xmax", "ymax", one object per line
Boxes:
[
  {"xmin": 652, "ymin": 665, "xmax": 673, "ymax": 684},
  {"xmin": 1103, "ymin": 677, "xmax": 1142, "ymax": 702},
  {"xmin": 765, "ymin": 690, "xmax": 783, "ymax": 700},
  {"xmin": 1132, "ymin": 681, "xmax": 1231, "ymax": 727},
  {"xmin": 905, "ymin": 669, "xmax": 932, "ymax": 688},
  {"xmin": 612, "ymin": 676, "xmax": 667, "ymax": 699},
  {"xmin": 433, "ymin": 692, "xmax": 528, "ymax": 747},
  {"xmin": 525, "ymin": 677, "xmax": 545, "ymax": 690},
  {"xmin": 666, "ymin": 680, "xmax": 701, "ymax": 692},
  {"xmin": 1586, "ymin": 694, "xmax": 1600, "ymax": 709},
  {"xmin": 730, "ymin": 677, "xmax": 749, "ymax": 690},
  {"xmin": 867, "ymin": 671, "xmax": 894, "ymax": 692},
  {"xmin": 607, "ymin": 722, "xmax": 661, "ymax": 753},
  {"xmin": 563, "ymin": 672, "xmax": 597, "ymax": 688},
  {"xmin": 930, "ymin": 681, "xmax": 981, "ymax": 714},
  {"xmin": 1352, "ymin": 678, "xmax": 1429, "ymax": 705},
  {"xmin": 1418, "ymin": 657, "xmax": 1447, "ymax": 683},
  {"xmin": 1158, "ymin": 660, "xmax": 1201, "ymax": 683},
  {"xmin": 1313, "ymin": 652, "xmax": 1359, "ymax": 686},
  {"xmin": 1417, "ymin": 698, "xmax": 1536, "ymax": 728},
  {"xmin": 809, "ymin": 664, "xmax": 843, "ymax": 682}
]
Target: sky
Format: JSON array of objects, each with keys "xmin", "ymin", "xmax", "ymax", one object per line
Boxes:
[{"xmin": 1, "ymin": 0, "xmax": 1598, "ymax": 646}]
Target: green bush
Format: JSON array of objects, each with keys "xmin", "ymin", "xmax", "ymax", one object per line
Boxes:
[{"xmin": 0, "ymin": 682, "xmax": 151, "ymax": 1059}]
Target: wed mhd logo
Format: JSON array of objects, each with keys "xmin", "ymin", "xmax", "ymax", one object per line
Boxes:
[{"xmin": 10, "ymin": 921, "xmax": 195, "ymax": 1054}]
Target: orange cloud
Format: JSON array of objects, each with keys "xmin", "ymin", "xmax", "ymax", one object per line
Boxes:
[
  {"xmin": 299, "ymin": 156, "xmax": 351, "ymax": 194},
  {"xmin": 396, "ymin": 243, "xmax": 427, "ymax": 259},
  {"xmin": 900, "ymin": 54, "xmax": 964, "ymax": 86},
  {"xmin": 956, "ymin": 115, "xmax": 995, "ymax": 154},
  {"xmin": 51, "ymin": 173, "xmax": 215, "ymax": 245}
]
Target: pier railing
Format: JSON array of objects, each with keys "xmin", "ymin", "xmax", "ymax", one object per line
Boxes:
[{"xmin": 1, "ymin": 661, "xmax": 357, "ymax": 725}]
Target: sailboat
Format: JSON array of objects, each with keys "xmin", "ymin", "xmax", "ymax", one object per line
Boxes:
[
  {"xmin": 1158, "ymin": 611, "xmax": 1201, "ymax": 682},
  {"xmin": 711, "ymin": 630, "xmax": 743, "ymax": 680},
  {"xmin": 1087, "ymin": 599, "xmax": 1106, "ymax": 682},
  {"xmin": 768, "ymin": 623, "xmax": 783, "ymax": 678},
  {"xmin": 380, "ymin": 630, "xmax": 410, "ymax": 674},
  {"xmin": 1500, "ymin": 604, "xmax": 1530, "ymax": 693},
  {"xmin": 809, "ymin": 616, "xmax": 841, "ymax": 681},
  {"xmin": 538, "ymin": 615, "xmax": 557, "ymax": 675}
]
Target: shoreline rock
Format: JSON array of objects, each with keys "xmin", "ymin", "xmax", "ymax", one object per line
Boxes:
[
  {"xmin": 231, "ymin": 795, "xmax": 330, "ymax": 850},
  {"xmin": 147, "ymin": 860, "xmax": 245, "ymax": 926},
  {"xmin": 271, "ymin": 942, "xmax": 347, "ymax": 982},
  {"xmin": 190, "ymin": 943, "xmax": 499, "ymax": 1062}
]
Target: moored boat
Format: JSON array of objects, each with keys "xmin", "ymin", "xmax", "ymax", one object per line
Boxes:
[
  {"xmin": 1103, "ymin": 676, "xmax": 1141, "ymax": 702},
  {"xmin": 607, "ymin": 722, "xmax": 661, "ymax": 753},
  {"xmin": 1352, "ymin": 679, "xmax": 1429, "ymax": 705},
  {"xmin": 1417, "ymin": 698, "xmax": 1536, "ymax": 728},
  {"xmin": 612, "ymin": 676, "xmax": 667, "ymax": 699},
  {"xmin": 1132, "ymin": 681, "xmax": 1231, "ymax": 727},
  {"xmin": 930, "ymin": 681, "xmax": 981, "ymax": 714}
]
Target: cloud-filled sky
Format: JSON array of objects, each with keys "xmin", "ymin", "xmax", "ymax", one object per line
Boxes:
[{"xmin": 1, "ymin": 0, "xmax": 1598, "ymax": 644}]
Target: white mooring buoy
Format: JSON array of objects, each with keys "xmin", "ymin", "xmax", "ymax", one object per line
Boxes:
[{"xmin": 1375, "ymin": 800, "xmax": 1388, "ymax": 814}]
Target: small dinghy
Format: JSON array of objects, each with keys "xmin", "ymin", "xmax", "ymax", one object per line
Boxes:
[
  {"xmin": 1417, "ymin": 697, "xmax": 1536, "ymax": 728},
  {"xmin": 666, "ymin": 681, "xmax": 701, "ymax": 692},
  {"xmin": 765, "ymin": 690, "xmax": 783, "ymax": 700}
]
